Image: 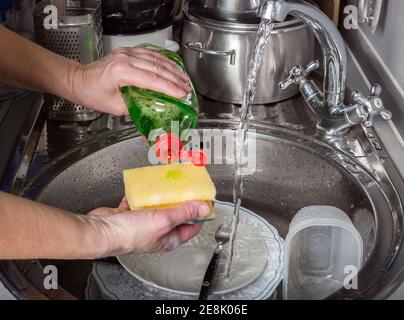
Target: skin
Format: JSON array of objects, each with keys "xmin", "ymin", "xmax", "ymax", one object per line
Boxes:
[
  {"xmin": 0, "ymin": 26, "xmax": 207, "ymax": 259},
  {"xmin": 0, "ymin": 26, "xmax": 191, "ymax": 116},
  {"xmin": 0, "ymin": 193, "xmax": 209, "ymax": 259}
]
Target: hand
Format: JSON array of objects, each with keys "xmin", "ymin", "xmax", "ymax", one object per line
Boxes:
[
  {"xmin": 85, "ymin": 198, "xmax": 210, "ymax": 257},
  {"xmin": 70, "ymin": 47, "xmax": 192, "ymax": 116}
]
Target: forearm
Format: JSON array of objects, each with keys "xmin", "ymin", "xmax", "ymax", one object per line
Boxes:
[
  {"xmin": 0, "ymin": 26, "xmax": 79, "ymax": 102},
  {"xmin": 0, "ymin": 192, "xmax": 107, "ymax": 260},
  {"xmin": 0, "ymin": 27, "xmax": 192, "ymax": 116}
]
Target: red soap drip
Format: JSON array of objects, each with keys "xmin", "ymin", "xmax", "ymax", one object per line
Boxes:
[
  {"xmin": 155, "ymin": 133, "xmax": 182, "ymax": 164},
  {"xmin": 181, "ymin": 148, "xmax": 208, "ymax": 167},
  {"xmin": 190, "ymin": 148, "xmax": 208, "ymax": 166}
]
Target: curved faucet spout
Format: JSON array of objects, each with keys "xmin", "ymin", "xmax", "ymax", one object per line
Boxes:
[{"xmin": 258, "ymin": 0, "xmax": 347, "ymax": 116}]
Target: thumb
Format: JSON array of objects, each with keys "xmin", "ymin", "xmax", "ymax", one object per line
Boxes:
[
  {"xmin": 118, "ymin": 197, "xmax": 130, "ymax": 210},
  {"xmin": 112, "ymin": 93, "xmax": 129, "ymax": 116},
  {"xmin": 88, "ymin": 207, "xmax": 119, "ymax": 217},
  {"xmin": 160, "ymin": 201, "xmax": 210, "ymax": 228}
]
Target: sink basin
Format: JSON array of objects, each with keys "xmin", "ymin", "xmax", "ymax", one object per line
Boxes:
[{"xmin": 3, "ymin": 120, "xmax": 403, "ymax": 299}]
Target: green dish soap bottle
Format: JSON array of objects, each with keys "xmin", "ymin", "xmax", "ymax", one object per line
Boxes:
[{"xmin": 122, "ymin": 43, "xmax": 205, "ymax": 165}]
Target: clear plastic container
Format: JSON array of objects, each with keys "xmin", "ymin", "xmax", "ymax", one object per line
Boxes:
[{"xmin": 283, "ymin": 206, "xmax": 363, "ymax": 300}]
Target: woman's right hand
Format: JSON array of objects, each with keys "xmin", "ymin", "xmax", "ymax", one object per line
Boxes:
[{"xmin": 70, "ymin": 47, "xmax": 192, "ymax": 116}]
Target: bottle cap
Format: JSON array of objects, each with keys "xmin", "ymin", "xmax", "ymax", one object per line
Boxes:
[
  {"xmin": 180, "ymin": 148, "xmax": 208, "ymax": 167},
  {"xmin": 155, "ymin": 133, "xmax": 182, "ymax": 163},
  {"xmin": 190, "ymin": 148, "xmax": 208, "ymax": 166}
]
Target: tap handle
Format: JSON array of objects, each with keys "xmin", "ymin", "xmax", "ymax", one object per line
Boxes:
[
  {"xmin": 279, "ymin": 70, "xmax": 299, "ymax": 90},
  {"xmin": 369, "ymin": 84, "xmax": 391, "ymax": 121},
  {"xmin": 305, "ymin": 60, "xmax": 320, "ymax": 75},
  {"xmin": 351, "ymin": 84, "xmax": 392, "ymax": 127},
  {"xmin": 370, "ymin": 83, "xmax": 382, "ymax": 96},
  {"xmin": 351, "ymin": 90, "xmax": 369, "ymax": 106},
  {"xmin": 279, "ymin": 60, "xmax": 320, "ymax": 90},
  {"xmin": 279, "ymin": 65, "xmax": 304, "ymax": 90}
]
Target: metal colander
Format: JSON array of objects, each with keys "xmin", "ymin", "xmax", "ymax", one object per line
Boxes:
[{"xmin": 34, "ymin": 0, "xmax": 103, "ymax": 121}]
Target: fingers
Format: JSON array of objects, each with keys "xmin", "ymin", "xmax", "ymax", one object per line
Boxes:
[
  {"xmin": 92, "ymin": 199, "xmax": 209, "ymax": 255},
  {"xmin": 174, "ymin": 223, "xmax": 204, "ymax": 243},
  {"xmin": 158, "ymin": 223, "xmax": 204, "ymax": 251},
  {"xmin": 157, "ymin": 201, "xmax": 210, "ymax": 230},
  {"xmin": 120, "ymin": 68, "xmax": 189, "ymax": 98},
  {"xmin": 128, "ymin": 47, "xmax": 177, "ymax": 66},
  {"xmin": 88, "ymin": 197, "xmax": 129, "ymax": 218},
  {"xmin": 87, "ymin": 207, "xmax": 118, "ymax": 217},
  {"xmin": 129, "ymin": 58, "xmax": 191, "ymax": 93},
  {"xmin": 118, "ymin": 197, "xmax": 129, "ymax": 210},
  {"xmin": 131, "ymin": 53, "xmax": 189, "ymax": 82},
  {"xmin": 110, "ymin": 47, "xmax": 191, "ymax": 99},
  {"xmin": 110, "ymin": 92, "xmax": 129, "ymax": 116}
]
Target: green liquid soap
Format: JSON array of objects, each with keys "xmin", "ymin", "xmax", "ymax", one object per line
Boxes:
[{"xmin": 122, "ymin": 44, "xmax": 199, "ymax": 146}]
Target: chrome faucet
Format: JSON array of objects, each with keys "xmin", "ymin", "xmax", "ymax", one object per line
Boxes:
[{"xmin": 258, "ymin": 0, "xmax": 392, "ymax": 135}]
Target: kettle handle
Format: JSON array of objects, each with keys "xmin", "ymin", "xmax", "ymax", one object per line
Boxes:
[{"xmin": 185, "ymin": 41, "xmax": 236, "ymax": 65}]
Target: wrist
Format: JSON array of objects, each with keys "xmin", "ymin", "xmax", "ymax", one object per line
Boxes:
[
  {"xmin": 78, "ymin": 214, "xmax": 115, "ymax": 259},
  {"xmin": 65, "ymin": 60, "xmax": 85, "ymax": 106}
]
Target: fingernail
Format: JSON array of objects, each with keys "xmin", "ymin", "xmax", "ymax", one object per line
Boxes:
[
  {"xmin": 178, "ymin": 89, "xmax": 187, "ymax": 97},
  {"xmin": 198, "ymin": 204, "xmax": 210, "ymax": 219},
  {"xmin": 168, "ymin": 59, "xmax": 177, "ymax": 65},
  {"xmin": 180, "ymin": 78, "xmax": 189, "ymax": 86},
  {"xmin": 164, "ymin": 234, "xmax": 182, "ymax": 251},
  {"xmin": 181, "ymin": 73, "xmax": 190, "ymax": 81}
]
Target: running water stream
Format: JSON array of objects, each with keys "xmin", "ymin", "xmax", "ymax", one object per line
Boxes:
[{"xmin": 224, "ymin": 19, "xmax": 274, "ymax": 278}]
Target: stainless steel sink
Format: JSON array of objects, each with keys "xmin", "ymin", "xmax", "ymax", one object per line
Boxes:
[{"xmin": 5, "ymin": 117, "xmax": 402, "ymax": 299}]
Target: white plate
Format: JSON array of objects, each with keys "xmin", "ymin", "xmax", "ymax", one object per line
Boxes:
[{"xmin": 117, "ymin": 201, "xmax": 283, "ymax": 297}]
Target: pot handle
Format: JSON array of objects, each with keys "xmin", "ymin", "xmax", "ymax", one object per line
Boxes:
[{"xmin": 185, "ymin": 41, "xmax": 236, "ymax": 65}]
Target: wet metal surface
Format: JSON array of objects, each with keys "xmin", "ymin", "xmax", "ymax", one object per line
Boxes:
[{"xmin": 0, "ymin": 94, "xmax": 403, "ymax": 299}]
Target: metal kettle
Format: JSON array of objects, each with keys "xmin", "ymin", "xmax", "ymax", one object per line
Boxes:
[{"xmin": 102, "ymin": 0, "xmax": 177, "ymax": 35}]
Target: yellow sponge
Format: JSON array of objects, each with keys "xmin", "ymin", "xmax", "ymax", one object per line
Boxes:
[{"xmin": 123, "ymin": 163, "xmax": 217, "ymax": 220}]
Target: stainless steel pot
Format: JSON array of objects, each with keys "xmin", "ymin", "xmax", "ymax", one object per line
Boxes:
[
  {"xmin": 181, "ymin": 6, "xmax": 315, "ymax": 104},
  {"xmin": 188, "ymin": 0, "xmax": 265, "ymax": 24}
]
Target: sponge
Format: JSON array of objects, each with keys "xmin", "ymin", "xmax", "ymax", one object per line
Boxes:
[{"xmin": 123, "ymin": 163, "xmax": 217, "ymax": 221}]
